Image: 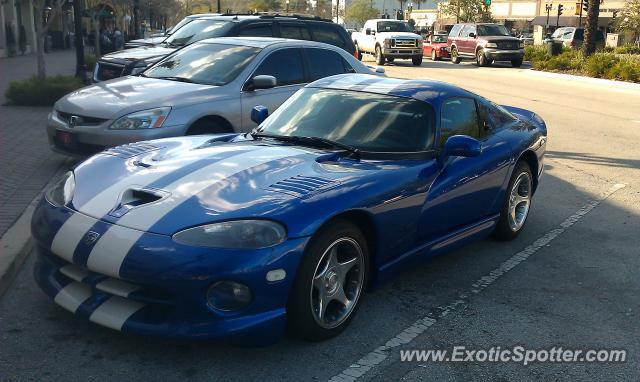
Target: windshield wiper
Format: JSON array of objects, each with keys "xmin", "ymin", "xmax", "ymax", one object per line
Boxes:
[
  {"xmin": 251, "ymin": 133, "xmax": 360, "ymax": 158},
  {"xmin": 154, "ymin": 76, "xmax": 194, "ymax": 83}
]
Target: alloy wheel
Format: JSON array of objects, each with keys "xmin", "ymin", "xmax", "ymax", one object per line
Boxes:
[{"xmin": 507, "ymin": 172, "xmax": 532, "ymax": 231}]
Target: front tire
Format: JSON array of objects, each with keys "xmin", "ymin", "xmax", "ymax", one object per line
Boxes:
[
  {"xmin": 375, "ymin": 45, "xmax": 385, "ymax": 65},
  {"xmin": 476, "ymin": 49, "xmax": 489, "ymax": 67},
  {"xmin": 511, "ymin": 57, "xmax": 523, "ymax": 67},
  {"xmin": 412, "ymin": 55, "xmax": 423, "ymax": 66},
  {"xmin": 431, "ymin": 50, "xmax": 437, "ymax": 61},
  {"xmin": 451, "ymin": 47, "xmax": 461, "ymax": 64},
  {"xmin": 493, "ymin": 161, "xmax": 533, "ymax": 241},
  {"xmin": 186, "ymin": 119, "xmax": 227, "ymax": 135},
  {"xmin": 288, "ymin": 220, "xmax": 369, "ymax": 341}
]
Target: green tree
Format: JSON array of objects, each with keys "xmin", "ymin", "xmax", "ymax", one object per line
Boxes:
[
  {"xmin": 441, "ymin": 0, "xmax": 492, "ymax": 23},
  {"xmin": 250, "ymin": 0, "xmax": 282, "ymax": 12},
  {"xmin": 345, "ymin": 0, "xmax": 379, "ymax": 28},
  {"xmin": 617, "ymin": 0, "xmax": 640, "ymax": 43}
]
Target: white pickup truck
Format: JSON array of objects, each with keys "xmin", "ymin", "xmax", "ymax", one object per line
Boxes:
[{"xmin": 352, "ymin": 19, "xmax": 423, "ymax": 66}]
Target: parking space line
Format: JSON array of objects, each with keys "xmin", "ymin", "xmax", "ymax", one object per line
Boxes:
[{"xmin": 329, "ymin": 183, "xmax": 626, "ymax": 382}]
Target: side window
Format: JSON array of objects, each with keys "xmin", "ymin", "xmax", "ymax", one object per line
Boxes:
[
  {"xmin": 477, "ymin": 98, "xmax": 517, "ymax": 137},
  {"xmin": 308, "ymin": 23, "xmax": 346, "ymax": 48},
  {"xmin": 460, "ymin": 25, "xmax": 474, "ymax": 38},
  {"xmin": 306, "ymin": 48, "xmax": 353, "ymax": 81},
  {"xmin": 440, "ymin": 97, "xmax": 480, "ymax": 146},
  {"xmin": 252, "ymin": 49, "xmax": 304, "ymax": 86},
  {"xmin": 449, "ymin": 24, "xmax": 462, "ymax": 37},
  {"xmin": 237, "ymin": 23, "xmax": 274, "ymax": 37},
  {"xmin": 279, "ymin": 23, "xmax": 311, "ymax": 40}
]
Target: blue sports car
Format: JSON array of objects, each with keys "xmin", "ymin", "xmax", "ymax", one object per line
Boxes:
[{"xmin": 32, "ymin": 74, "xmax": 546, "ymax": 344}]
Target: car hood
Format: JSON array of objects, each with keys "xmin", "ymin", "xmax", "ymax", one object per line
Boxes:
[
  {"xmin": 378, "ymin": 32, "xmax": 421, "ymax": 39},
  {"xmin": 126, "ymin": 36, "xmax": 166, "ymax": 46},
  {"xmin": 54, "ymin": 76, "xmax": 217, "ymax": 119},
  {"xmin": 70, "ymin": 136, "xmax": 377, "ymax": 235},
  {"xmin": 100, "ymin": 45, "xmax": 175, "ymax": 63}
]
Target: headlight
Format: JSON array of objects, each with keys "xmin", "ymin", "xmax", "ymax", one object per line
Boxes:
[
  {"xmin": 384, "ymin": 39, "xmax": 391, "ymax": 48},
  {"xmin": 45, "ymin": 171, "xmax": 75, "ymax": 207},
  {"xmin": 485, "ymin": 42, "xmax": 498, "ymax": 48},
  {"xmin": 173, "ymin": 220, "xmax": 287, "ymax": 249},
  {"xmin": 130, "ymin": 66, "xmax": 146, "ymax": 75},
  {"xmin": 109, "ymin": 107, "xmax": 171, "ymax": 130},
  {"xmin": 417, "ymin": 39, "xmax": 423, "ymax": 48}
]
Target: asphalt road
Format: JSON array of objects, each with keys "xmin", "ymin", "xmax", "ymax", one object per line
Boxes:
[{"xmin": 1, "ymin": 60, "xmax": 639, "ymax": 381}]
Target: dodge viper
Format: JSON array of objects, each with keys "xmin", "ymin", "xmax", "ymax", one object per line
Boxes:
[{"xmin": 32, "ymin": 74, "xmax": 547, "ymax": 344}]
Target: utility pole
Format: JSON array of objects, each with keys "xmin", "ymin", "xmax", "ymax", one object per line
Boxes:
[
  {"xmin": 556, "ymin": 4, "xmax": 563, "ymax": 28},
  {"xmin": 73, "ymin": 0, "xmax": 86, "ymax": 81},
  {"xmin": 134, "ymin": 0, "xmax": 140, "ymax": 38},
  {"xmin": 456, "ymin": 0, "xmax": 460, "ymax": 23},
  {"xmin": 545, "ymin": 3, "xmax": 552, "ymax": 31},
  {"xmin": 579, "ymin": 0, "xmax": 584, "ymax": 27},
  {"xmin": 217, "ymin": 0, "xmax": 221, "ymax": 13}
]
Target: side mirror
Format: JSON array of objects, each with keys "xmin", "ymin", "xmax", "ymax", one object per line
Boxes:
[
  {"xmin": 468, "ymin": 32, "xmax": 476, "ymax": 38},
  {"xmin": 251, "ymin": 105, "xmax": 269, "ymax": 125},
  {"xmin": 441, "ymin": 135, "xmax": 482, "ymax": 159},
  {"xmin": 249, "ymin": 75, "xmax": 276, "ymax": 91},
  {"xmin": 374, "ymin": 66, "xmax": 385, "ymax": 74},
  {"xmin": 366, "ymin": 28, "xmax": 372, "ymax": 35}
]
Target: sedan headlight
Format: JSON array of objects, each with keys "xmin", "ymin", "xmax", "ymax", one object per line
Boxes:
[
  {"xmin": 109, "ymin": 107, "xmax": 171, "ymax": 130},
  {"xmin": 485, "ymin": 42, "xmax": 498, "ymax": 48},
  {"xmin": 173, "ymin": 220, "xmax": 287, "ymax": 249},
  {"xmin": 45, "ymin": 171, "xmax": 75, "ymax": 207}
]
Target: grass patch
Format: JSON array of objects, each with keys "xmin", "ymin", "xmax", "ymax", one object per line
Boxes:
[{"xmin": 5, "ymin": 75, "xmax": 84, "ymax": 106}]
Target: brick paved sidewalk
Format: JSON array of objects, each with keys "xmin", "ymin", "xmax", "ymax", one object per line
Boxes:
[{"xmin": 0, "ymin": 50, "xmax": 77, "ymax": 238}]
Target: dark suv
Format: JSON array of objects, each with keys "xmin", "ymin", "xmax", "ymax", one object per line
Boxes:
[
  {"xmin": 93, "ymin": 14, "xmax": 356, "ymax": 82},
  {"xmin": 448, "ymin": 23, "xmax": 524, "ymax": 67}
]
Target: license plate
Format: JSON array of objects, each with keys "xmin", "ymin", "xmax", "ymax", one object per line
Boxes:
[{"xmin": 55, "ymin": 130, "xmax": 76, "ymax": 148}]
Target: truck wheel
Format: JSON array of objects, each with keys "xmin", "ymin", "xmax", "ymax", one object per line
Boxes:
[
  {"xmin": 354, "ymin": 42, "xmax": 363, "ymax": 61},
  {"xmin": 387, "ymin": 58, "xmax": 395, "ymax": 63},
  {"xmin": 375, "ymin": 45, "xmax": 385, "ymax": 65},
  {"xmin": 451, "ymin": 47, "xmax": 461, "ymax": 64},
  {"xmin": 412, "ymin": 56, "xmax": 422, "ymax": 66},
  {"xmin": 476, "ymin": 49, "xmax": 488, "ymax": 67},
  {"xmin": 431, "ymin": 50, "xmax": 437, "ymax": 61},
  {"xmin": 511, "ymin": 57, "xmax": 523, "ymax": 67}
]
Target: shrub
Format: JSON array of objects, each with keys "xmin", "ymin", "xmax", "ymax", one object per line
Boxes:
[
  {"xmin": 5, "ymin": 75, "xmax": 84, "ymax": 106},
  {"xmin": 613, "ymin": 44, "xmax": 640, "ymax": 55},
  {"xmin": 524, "ymin": 45, "xmax": 549, "ymax": 62},
  {"xmin": 533, "ymin": 50, "xmax": 583, "ymax": 72},
  {"xmin": 606, "ymin": 57, "xmax": 640, "ymax": 82},
  {"xmin": 584, "ymin": 52, "xmax": 620, "ymax": 78},
  {"xmin": 84, "ymin": 53, "xmax": 97, "ymax": 71}
]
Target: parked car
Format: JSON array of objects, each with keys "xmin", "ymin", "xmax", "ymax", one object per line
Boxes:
[
  {"xmin": 125, "ymin": 13, "xmax": 220, "ymax": 49},
  {"xmin": 423, "ymin": 34, "xmax": 449, "ymax": 61},
  {"xmin": 33, "ymin": 73, "xmax": 546, "ymax": 343},
  {"xmin": 352, "ymin": 19, "xmax": 423, "ymax": 66},
  {"xmin": 94, "ymin": 14, "xmax": 356, "ymax": 82},
  {"xmin": 518, "ymin": 32, "xmax": 534, "ymax": 46},
  {"xmin": 448, "ymin": 23, "xmax": 525, "ymax": 67},
  {"xmin": 545, "ymin": 27, "xmax": 605, "ymax": 50},
  {"xmin": 51, "ymin": 38, "xmax": 377, "ymax": 156}
]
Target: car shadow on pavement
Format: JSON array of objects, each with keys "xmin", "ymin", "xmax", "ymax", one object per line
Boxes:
[
  {"xmin": 362, "ymin": 56, "xmax": 531, "ymax": 70},
  {"xmin": 0, "ymin": 168, "xmax": 637, "ymax": 381},
  {"xmin": 546, "ymin": 150, "xmax": 640, "ymax": 170}
]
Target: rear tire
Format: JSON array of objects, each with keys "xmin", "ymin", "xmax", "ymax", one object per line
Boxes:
[
  {"xmin": 375, "ymin": 45, "xmax": 385, "ymax": 65},
  {"xmin": 412, "ymin": 56, "xmax": 423, "ymax": 66},
  {"xmin": 354, "ymin": 42, "xmax": 363, "ymax": 61},
  {"xmin": 493, "ymin": 161, "xmax": 533, "ymax": 241},
  {"xmin": 288, "ymin": 220, "xmax": 369, "ymax": 341},
  {"xmin": 511, "ymin": 57, "xmax": 523, "ymax": 67},
  {"xmin": 451, "ymin": 47, "xmax": 461, "ymax": 64}
]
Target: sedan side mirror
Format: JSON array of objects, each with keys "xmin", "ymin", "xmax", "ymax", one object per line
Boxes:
[
  {"xmin": 249, "ymin": 75, "xmax": 276, "ymax": 91},
  {"xmin": 251, "ymin": 105, "xmax": 269, "ymax": 125},
  {"xmin": 441, "ymin": 135, "xmax": 482, "ymax": 159},
  {"xmin": 468, "ymin": 32, "xmax": 476, "ymax": 38}
]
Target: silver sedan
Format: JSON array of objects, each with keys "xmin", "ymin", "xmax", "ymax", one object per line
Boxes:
[{"xmin": 48, "ymin": 37, "xmax": 382, "ymax": 156}]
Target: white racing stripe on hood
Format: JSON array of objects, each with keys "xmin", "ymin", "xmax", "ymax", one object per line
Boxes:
[
  {"xmin": 49, "ymin": 145, "xmax": 246, "ymax": 264},
  {"xmin": 86, "ymin": 146, "xmax": 303, "ymax": 278}
]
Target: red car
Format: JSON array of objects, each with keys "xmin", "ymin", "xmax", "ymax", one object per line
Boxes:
[{"xmin": 423, "ymin": 34, "xmax": 449, "ymax": 61}]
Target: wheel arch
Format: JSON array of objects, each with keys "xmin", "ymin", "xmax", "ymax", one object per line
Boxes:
[
  {"xmin": 187, "ymin": 115, "xmax": 234, "ymax": 135},
  {"xmin": 517, "ymin": 150, "xmax": 540, "ymax": 194}
]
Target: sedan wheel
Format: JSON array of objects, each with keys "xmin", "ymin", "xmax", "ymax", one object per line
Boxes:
[
  {"xmin": 431, "ymin": 50, "xmax": 437, "ymax": 61},
  {"xmin": 288, "ymin": 220, "xmax": 368, "ymax": 341},
  {"xmin": 493, "ymin": 161, "xmax": 533, "ymax": 240}
]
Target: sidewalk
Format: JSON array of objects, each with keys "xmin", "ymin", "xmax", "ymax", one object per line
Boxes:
[{"xmin": 0, "ymin": 49, "xmax": 76, "ymax": 238}]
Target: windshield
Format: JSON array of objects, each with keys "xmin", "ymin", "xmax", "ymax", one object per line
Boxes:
[
  {"xmin": 377, "ymin": 21, "xmax": 412, "ymax": 33},
  {"xmin": 168, "ymin": 17, "xmax": 195, "ymax": 35},
  {"xmin": 477, "ymin": 24, "xmax": 510, "ymax": 37},
  {"xmin": 259, "ymin": 88, "xmax": 436, "ymax": 153},
  {"xmin": 432, "ymin": 35, "xmax": 447, "ymax": 43},
  {"xmin": 144, "ymin": 43, "xmax": 260, "ymax": 86},
  {"xmin": 165, "ymin": 19, "xmax": 232, "ymax": 46}
]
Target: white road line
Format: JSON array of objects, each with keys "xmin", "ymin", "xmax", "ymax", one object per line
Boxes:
[{"xmin": 329, "ymin": 183, "xmax": 627, "ymax": 382}]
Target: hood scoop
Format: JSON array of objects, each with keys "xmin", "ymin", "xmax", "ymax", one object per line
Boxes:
[
  {"xmin": 102, "ymin": 142, "xmax": 160, "ymax": 158},
  {"xmin": 108, "ymin": 188, "xmax": 168, "ymax": 218},
  {"xmin": 268, "ymin": 175, "xmax": 337, "ymax": 199}
]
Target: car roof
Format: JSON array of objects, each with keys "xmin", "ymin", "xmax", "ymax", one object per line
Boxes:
[
  {"xmin": 308, "ymin": 74, "xmax": 473, "ymax": 103},
  {"xmin": 197, "ymin": 36, "xmax": 342, "ymax": 49}
]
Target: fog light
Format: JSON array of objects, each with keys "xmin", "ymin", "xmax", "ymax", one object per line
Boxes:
[{"xmin": 206, "ymin": 281, "xmax": 252, "ymax": 312}]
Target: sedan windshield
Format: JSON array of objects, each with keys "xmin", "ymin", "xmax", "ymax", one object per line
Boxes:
[
  {"xmin": 144, "ymin": 43, "xmax": 260, "ymax": 86},
  {"xmin": 477, "ymin": 24, "xmax": 510, "ymax": 37},
  {"xmin": 258, "ymin": 88, "xmax": 436, "ymax": 153},
  {"xmin": 432, "ymin": 35, "xmax": 447, "ymax": 43},
  {"xmin": 377, "ymin": 21, "xmax": 412, "ymax": 33},
  {"xmin": 165, "ymin": 19, "xmax": 232, "ymax": 46}
]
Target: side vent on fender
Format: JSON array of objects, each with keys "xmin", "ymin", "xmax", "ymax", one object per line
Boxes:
[{"xmin": 268, "ymin": 175, "xmax": 337, "ymax": 198}]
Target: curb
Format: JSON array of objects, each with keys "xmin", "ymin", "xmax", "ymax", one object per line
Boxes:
[
  {"xmin": 524, "ymin": 68, "xmax": 640, "ymax": 91},
  {"xmin": 0, "ymin": 160, "xmax": 72, "ymax": 298}
]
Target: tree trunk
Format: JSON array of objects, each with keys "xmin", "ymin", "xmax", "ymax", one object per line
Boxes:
[
  {"xmin": 582, "ymin": 0, "xmax": 601, "ymax": 56},
  {"xmin": 36, "ymin": 31, "xmax": 46, "ymax": 79}
]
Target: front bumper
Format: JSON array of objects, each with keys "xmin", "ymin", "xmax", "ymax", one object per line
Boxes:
[
  {"xmin": 47, "ymin": 112, "xmax": 187, "ymax": 156},
  {"xmin": 382, "ymin": 47, "xmax": 422, "ymax": 58},
  {"xmin": 483, "ymin": 48, "xmax": 524, "ymax": 61},
  {"xmin": 31, "ymin": 199, "xmax": 308, "ymax": 343}
]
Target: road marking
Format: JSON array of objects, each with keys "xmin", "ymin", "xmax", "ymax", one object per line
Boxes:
[{"xmin": 329, "ymin": 183, "xmax": 626, "ymax": 382}]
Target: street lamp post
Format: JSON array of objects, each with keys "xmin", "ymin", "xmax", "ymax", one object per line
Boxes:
[
  {"xmin": 545, "ymin": 3, "xmax": 552, "ymax": 29},
  {"xmin": 72, "ymin": 0, "xmax": 86, "ymax": 80}
]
